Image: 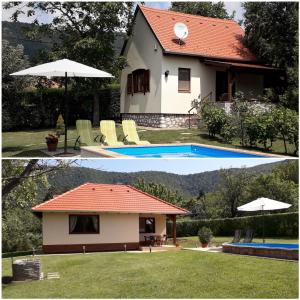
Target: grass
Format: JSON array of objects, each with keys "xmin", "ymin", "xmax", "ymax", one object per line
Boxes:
[
  {"xmin": 2, "ymin": 248, "xmax": 298, "ymax": 298},
  {"xmin": 2, "ymin": 126, "xmax": 297, "ymax": 157}
]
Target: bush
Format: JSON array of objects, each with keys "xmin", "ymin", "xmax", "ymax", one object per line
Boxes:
[
  {"xmin": 198, "ymin": 227, "xmax": 213, "ymax": 244},
  {"xmin": 167, "ymin": 212, "xmax": 298, "ymax": 237},
  {"xmin": 201, "ymin": 103, "xmax": 227, "ymax": 137},
  {"xmin": 272, "ymin": 106, "xmax": 298, "ymax": 154},
  {"xmin": 220, "ymin": 116, "xmax": 237, "ymax": 143}
]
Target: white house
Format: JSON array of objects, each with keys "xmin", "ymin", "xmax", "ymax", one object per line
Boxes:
[
  {"xmin": 120, "ymin": 5, "xmax": 277, "ymax": 128},
  {"xmin": 32, "ymin": 183, "xmax": 188, "ymax": 253}
]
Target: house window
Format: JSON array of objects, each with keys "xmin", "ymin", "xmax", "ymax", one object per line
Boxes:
[
  {"xmin": 178, "ymin": 68, "xmax": 191, "ymax": 92},
  {"xmin": 139, "ymin": 217, "xmax": 155, "ymax": 233},
  {"xmin": 127, "ymin": 69, "xmax": 150, "ymax": 95},
  {"xmin": 69, "ymin": 215, "xmax": 99, "ymax": 234}
]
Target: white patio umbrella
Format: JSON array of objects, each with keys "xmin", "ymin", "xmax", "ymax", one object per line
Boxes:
[
  {"xmin": 11, "ymin": 58, "xmax": 114, "ymax": 155},
  {"xmin": 237, "ymin": 198, "xmax": 291, "ymax": 243}
]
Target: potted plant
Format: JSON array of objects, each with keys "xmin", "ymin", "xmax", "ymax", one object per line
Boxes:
[
  {"xmin": 198, "ymin": 226, "xmax": 213, "ymax": 248},
  {"xmin": 45, "ymin": 134, "xmax": 59, "ymax": 151}
]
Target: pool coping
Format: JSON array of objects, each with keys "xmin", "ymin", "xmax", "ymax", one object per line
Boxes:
[{"xmin": 80, "ymin": 143, "xmax": 288, "ymax": 158}]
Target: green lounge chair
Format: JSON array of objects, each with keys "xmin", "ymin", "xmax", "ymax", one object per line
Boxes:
[
  {"xmin": 74, "ymin": 120, "xmax": 100, "ymax": 149},
  {"xmin": 122, "ymin": 120, "xmax": 150, "ymax": 145},
  {"xmin": 100, "ymin": 120, "xmax": 124, "ymax": 146}
]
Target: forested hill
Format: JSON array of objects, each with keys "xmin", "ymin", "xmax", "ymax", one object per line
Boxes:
[
  {"xmin": 2, "ymin": 21, "xmax": 126, "ymax": 60},
  {"xmin": 42, "ymin": 160, "xmax": 285, "ymax": 200}
]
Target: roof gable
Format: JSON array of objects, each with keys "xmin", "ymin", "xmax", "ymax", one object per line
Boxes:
[
  {"xmin": 32, "ymin": 183, "xmax": 189, "ymax": 215},
  {"xmin": 139, "ymin": 5, "xmax": 257, "ymax": 62}
]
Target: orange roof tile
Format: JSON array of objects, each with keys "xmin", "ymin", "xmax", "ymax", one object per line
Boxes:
[
  {"xmin": 139, "ymin": 5, "xmax": 257, "ymax": 62},
  {"xmin": 32, "ymin": 183, "xmax": 189, "ymax": 215}
]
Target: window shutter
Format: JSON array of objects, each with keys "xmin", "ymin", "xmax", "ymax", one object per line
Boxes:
[
  {"xmin": 143, "ymin": 69, "xmax": 150, "ymax": 94},
  {"xmin": 127, "ymin": 74, "xmax": 133, "ymax": 95},
  {"xmin": 133, "ymin": 71, "xmax": 138, "ymax": 93}
]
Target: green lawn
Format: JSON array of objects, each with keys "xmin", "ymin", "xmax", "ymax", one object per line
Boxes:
[
  {"xmin": 2, "ymin": 126, "xmax": 297, "ymax": 157},
  {"xmin": 2, "ymin": 249, "xmax": 298, "ymax": 298}
]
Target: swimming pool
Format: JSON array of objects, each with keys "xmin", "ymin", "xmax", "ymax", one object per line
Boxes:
[
  {"xmin": 222, "ymin": 243, "xmax": 298, "ymax": 260},
  {"xmin": 105, "ymin": 144, "xmax": 267, "ymax": 158}
]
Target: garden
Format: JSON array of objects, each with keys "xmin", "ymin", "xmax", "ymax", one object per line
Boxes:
[{"xmin": 2, "ymin": 247, "xmax": 298, "ymax": 299}]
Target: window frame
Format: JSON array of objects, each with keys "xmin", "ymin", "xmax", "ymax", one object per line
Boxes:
[
  {"xmin": 127, "ymin": 69, "xmax": 150, "ymax": 95},
  {"xmin": 178, "ymin": 68, "xmax": 191, "ymax": 93},
  {"xmin": 139, "ymin": 217, "xmax": 156, "ymax": 234},
  {"xmin": 69, "ymin": 214, "xmax": 100, "ymax": 235}
]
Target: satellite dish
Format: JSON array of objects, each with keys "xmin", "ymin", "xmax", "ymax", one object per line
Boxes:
[{"xmin": 174, "ymin": 22, "xmax": 189, "ymax": 40}]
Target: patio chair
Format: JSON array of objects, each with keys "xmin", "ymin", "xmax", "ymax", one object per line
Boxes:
[
  {"xmin": 100, "ymin": 120, "xmax": 124, "ymax": 146},
  {"xmin": 149, "ymin": 235, "xmax": 155, "ymax": 247},
  {"xmin": 231, "ymin": 229, "xmax": 242, "ymax": 243},
  {"xmin": 243, "ymin": 228, "xmax": 254, "ymax": 243},
  {"xmin": 162, "ymin": 234, "xmax": 168, "ymax": 245},
  {"xmin": 122, "ymin": 120, "xmax": 150, "ymax": 145},
  {"xmin": 155, "ymin": 235, "xmax": 163, "ymax": 246},
  {"xmin": 74, "ymin": 120, "xmax": 100, "ymax": 149}
]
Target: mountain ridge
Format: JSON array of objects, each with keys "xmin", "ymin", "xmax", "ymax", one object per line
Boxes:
[{"xmin": 41, "ymin": 160, "xmax": 286, "ymax": 200}]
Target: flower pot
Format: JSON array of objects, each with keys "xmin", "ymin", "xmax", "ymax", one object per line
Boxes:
[
  {"xmin": 47, "ymin": 142, "xmax": 58, "ymax": 152},
  {"xmin": 201, "ymin": 243, "xmax": 209, "ymax": 248}
]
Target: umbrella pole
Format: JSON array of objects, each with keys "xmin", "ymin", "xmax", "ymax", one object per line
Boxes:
[
  {"xmin": 64, "ymin": 72, "xmax": 68, "ymax": 154},
  {"xmin": 262, "ymin": 209, "xmax": 265, "ymax": 243}
]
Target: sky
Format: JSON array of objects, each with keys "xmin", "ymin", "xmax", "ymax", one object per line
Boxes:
[
  {"xmin": 73, "ymin": 158, "xmax": 286, "ymax": 175},
  {"xmin": 2, "ymin": 1, "xmax": 244, "ymax": 23}
]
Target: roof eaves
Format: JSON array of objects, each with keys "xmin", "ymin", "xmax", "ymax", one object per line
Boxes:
[{"xmin": 163, "ymin": 50, "xmax": 258, "ymax": 63}]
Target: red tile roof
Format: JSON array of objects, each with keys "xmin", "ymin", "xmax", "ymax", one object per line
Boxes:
[
  {"xmin": 32, "ymin": 183, "xmax": 189, "ymax": 215},
  {"xmin": 139, "ymin": 5, "xmax": 257, "ymax": 62}
]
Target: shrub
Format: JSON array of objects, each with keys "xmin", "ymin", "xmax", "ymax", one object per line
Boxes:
[
  {"xmin": 201, "ymin": 103, "xmax": 227, "ymax": 137},
  {"xmin": 56, "ymin": 114, "xmax": 65, "ymax": 136},
  {"xmin": 272, "ymin": 107, "xmax": 299, "ymax": 153},
  {"xmin": 167, "ymin": 212, "xmax": 298, "ymax": 237},
  {"xmin": 198, "ymin": 226, "xmax": 213, "ymax": 244},
  {"xmin": 220, "ymin": 116, "xmax": 237, "ymax": 143}
]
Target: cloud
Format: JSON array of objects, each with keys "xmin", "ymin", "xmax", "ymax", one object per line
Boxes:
[{"xmin": 224, "ymin": 2, "xmax": 245, "ymax": 22}]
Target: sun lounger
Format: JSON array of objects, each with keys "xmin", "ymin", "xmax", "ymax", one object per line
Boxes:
[
  {"xmin": 232, "ymin": 229, "xmax": 242, "ymax": 243},
  {"xmin": 75, "ymin": 120, "xmax": 100, "ymax": 149},
  {"xmin": 122, "ymin": 120, "xmax": 150, "ymax": 145},
  {"xmin": 243, "ymin": 228, "xmax": 254, "ymax": 243},
  {"xmin": 100, "ymin": 120, "xmax": 124, "ymax": 146}
]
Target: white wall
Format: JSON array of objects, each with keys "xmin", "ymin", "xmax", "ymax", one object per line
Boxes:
[
  {"xmin": 120, "ymin": 10, "xmax": 163, "ymax": 114},
  {"xmin": 43, "ymin": 212, "xmax": 139, "ymax": 245},
  {"xmin": 236, "ymin": 72, "xmax": 264, "ymax": 99}
]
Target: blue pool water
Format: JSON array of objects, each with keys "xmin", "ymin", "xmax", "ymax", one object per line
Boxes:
[
  {"xmin": 231, "ymin": 243, "xmax": 298, "ymax": 250},
  {"xmin": 106, "ymin": 145, "xmax": 265, "ymax": 158}
]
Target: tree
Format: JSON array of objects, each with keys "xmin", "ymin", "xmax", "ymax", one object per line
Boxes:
[
  {"xmin": 219, "ymin": 168, "xmax": 251, "ymax": 217},
  {"xmin": 242, "ymin": 2, "xmax": 298, "ymax": 110},
  {"xmin": 4, "ymin": 2, "xmax": 134, "ymax": 125},
  {"xmin": 170, "ymin": 2, "xmax": 234, "ymax": 19},
  {"xmin": 2, "ymin": 39, "xmax": 34, "ymax": 130},
  {"xmin": 134, "ymin": 179, "xmax": 185, "ymax": 206},
  {"xmin": 2, "ymin": 159, "xmax": 75, "ymax": 208},
  {"xmin": 2, "ymin": 159, "xmax": 76, "ymax": 252}
]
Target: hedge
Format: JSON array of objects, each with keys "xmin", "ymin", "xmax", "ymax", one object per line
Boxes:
[
  {"xmin": 3, "ymin": 86, "xmax": 120, "ymax": 131},
  {"xmin": 167, "ymin": 212, "xmax": 298, "ymax": 238},
  {"xmin": 2, "ymin": 249, "xmax": 43, "ymax": 258}
]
